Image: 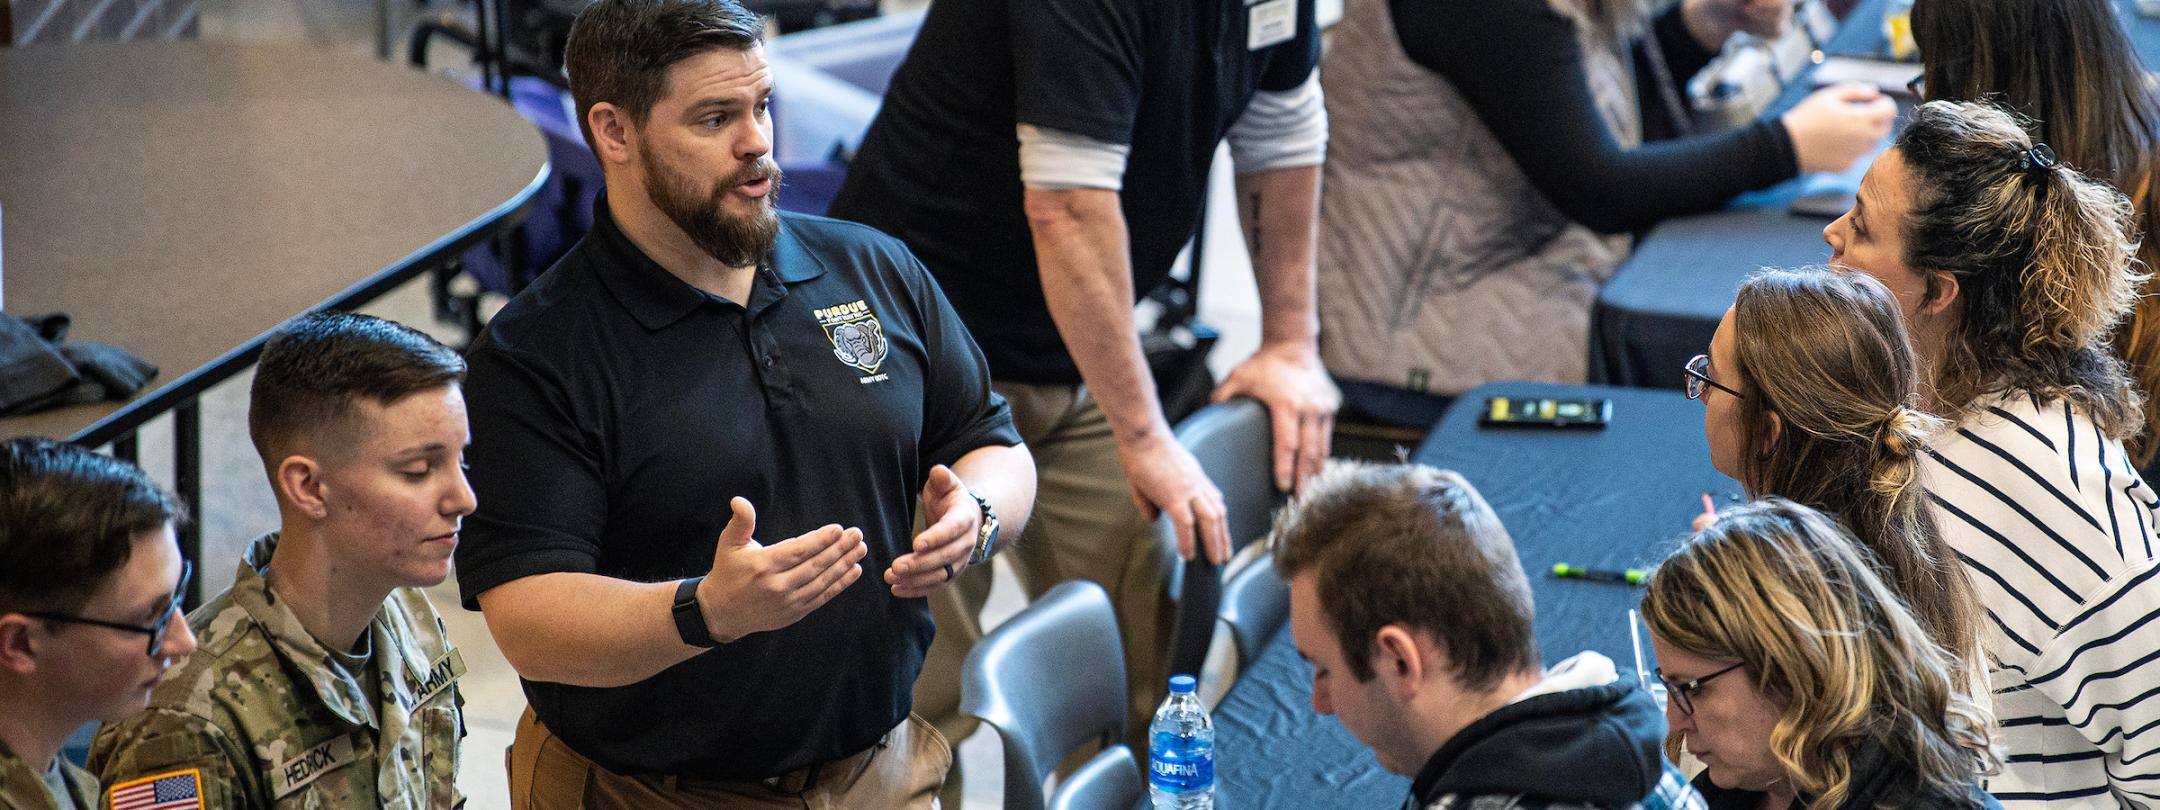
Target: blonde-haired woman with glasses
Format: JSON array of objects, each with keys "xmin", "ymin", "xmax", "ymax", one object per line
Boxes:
[
  {"xmin": 1822, "ymin": 98, "xmax": 2160, "ymax": 805},
  {"xmin": 1681, "ymin": 266, "xmax": 1986, "ymax": 693},
  {"xmin": 1643, "ymin": 498, "xmax": 2000, "ymax": 810}
]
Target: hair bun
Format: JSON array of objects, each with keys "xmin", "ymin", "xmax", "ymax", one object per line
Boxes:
[
  {"xmin": 1877, "ymin": 406, "xmax": 1946, "ymax": 460},
  {"xmin": 1868, "ymin": 407, "xmax": 1935, "ymax": 497},
  {"xmin": 1880, "ymin": 409, "xmax": 1914, "ymax": 459}
]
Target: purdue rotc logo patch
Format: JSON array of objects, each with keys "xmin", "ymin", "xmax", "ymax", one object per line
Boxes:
[{"xmin": 814, "ymin": 299, "xmax": 890, "ymax": 379}]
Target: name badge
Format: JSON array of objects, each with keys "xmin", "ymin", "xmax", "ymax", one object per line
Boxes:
[
  {"xmin": 272, "ymin": 734, "xmax": 357, "ymax": 798},
  {"xmin": 1248, "ymin": 0, "xmax": 1296, "ymax": 50},
  {"xmin": 412, "ymin": 649, "xmax": 466, "ymax": 707}
]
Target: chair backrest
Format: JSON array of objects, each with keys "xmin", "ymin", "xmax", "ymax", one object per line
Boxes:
[
  {"xmin": 1218, "ymin": 552, "xmax": 1290, "ymax": 671},
  {"xmin": 961, "ymin": 580, "xmax": 1128, "ymax": 810},
  {"xmin": 1163, "ymin": 397, "xmax": 1286, "ymax": 678},
  {"xmin": 1047, "ymin": 744, "xmax": 1146, "ymax": 810},
  {"xmin": 1179, "ymin": 397, "xmax": 1283, "ymax": 549}
]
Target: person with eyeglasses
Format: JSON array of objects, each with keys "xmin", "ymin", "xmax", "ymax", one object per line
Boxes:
[
  {"xmin": 1275, "ymin": 461, "xmax": 1705, "ymax": 810},
  {"xmin": 1678, "ymin": 267, "xmax": 1987, "ymax": 696},
  {"xmin": 1643, "ymin": 497, "xmax": 2001, "ymax": 810},
  {"xmin": 89, "ymin": 312, "xmax": 476, "ymax": 810},
  {"xmin": 1821, "ymin": 99, "xmax": 2160, "ymax": 808},
  {"xmin": 0, "ymin": 437, "xmax": 194, "ymax": 810}
]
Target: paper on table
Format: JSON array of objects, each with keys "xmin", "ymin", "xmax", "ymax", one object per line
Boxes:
[{"xmin": 1810, "ymin": 55, "xmax": 1922, "ymax": 96}]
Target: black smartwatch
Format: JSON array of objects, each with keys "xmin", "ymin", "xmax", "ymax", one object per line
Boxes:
[{"xmin": 673, "ymin": 576, "xmax": 721, "ymax": 648}]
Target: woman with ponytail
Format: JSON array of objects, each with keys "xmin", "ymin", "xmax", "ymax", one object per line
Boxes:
[
  {"xmin": 1908, "ymin": 0, "xmax": 2160, "ymax": 469},
  {"xmin": 1822, "ymin": 99, "xmax": 2160, "ymax": 806},
  {"xmin": 1685, "ymin": 267, "xmax": 1986, "ymax": 691},
  {"xmin": 1644, "ymin": 498, "xmax": 1999, "ymax": 810}
]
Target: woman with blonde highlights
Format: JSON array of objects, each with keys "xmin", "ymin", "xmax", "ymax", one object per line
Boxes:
[
  {"xmin": 1686, "ymin": 267, "xmax": 1984, "ymax": 689},
  {"xmin": 1822, "ymin": 99, "xmax": 2160, "ymax": 803},
  {"xmin": 1643, "ymin": 498, "xmax": 1999, "ymax": 810},
  {"xmin": 1910, "ymin": 0, "xmax": 2160, "ymax": 467}
]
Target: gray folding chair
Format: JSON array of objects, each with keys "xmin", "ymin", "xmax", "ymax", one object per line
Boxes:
[
  {"xmin": 961, "ymin": 580, "xmax": 1128, "ymax": 810},
  {"xmin": 1218, "ymin": 551, "xmax": 1289, "ymax": 671},
  {"xmin": 1046, "ymin": 744, "xmax": 1146, "ymax": 810},
  {"xmin": 1163, "ymin": 397, "xmax": 1286, "ymax": 679}
]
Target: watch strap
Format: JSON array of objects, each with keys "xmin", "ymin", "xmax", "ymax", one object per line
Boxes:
[
  {"xmin": 672, "ymin": 576, "xmax": 720, "ymax": 648},
  {"xmin": 967, "ymin": 490, "xmax": 999, "ymax": 567}
]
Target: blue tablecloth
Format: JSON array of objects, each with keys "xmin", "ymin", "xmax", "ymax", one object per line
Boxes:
[
  {"xmin": 1591, "ymin": 0, "xmax": 2160, "ymax": 390},
  {"xmin": 1210, "ymin": 381, "xmax": 1736, "ymax": 809}
]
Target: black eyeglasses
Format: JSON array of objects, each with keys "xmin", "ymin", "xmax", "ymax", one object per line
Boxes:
[
  {"xmin": 1655, "ymin": 660, "xmax": 1745, "ymax": 715},
  {"xmin": 1683, "ymin": 355, "xmax": 1742, "ymax": 401},
  {"xmin": 24, "ymin": 560, "xmax": 192, "ymax": 658},
  {"xmin": 1906, "ymin": 73, "xmax": 1925, "ymax": 98}
]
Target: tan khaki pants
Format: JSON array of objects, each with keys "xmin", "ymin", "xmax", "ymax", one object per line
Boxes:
[
  {"xmin": 507, "ymin": 708, "xmax": 950, "ymax": 810},
  {"xmin": 914, "ymin": 382, "xmax": 1175, "ymax": 806}
]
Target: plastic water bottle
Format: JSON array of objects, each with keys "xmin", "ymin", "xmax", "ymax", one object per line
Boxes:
[{"xmin": 1148, "ymin": 674, "xmax": 1215, "ymax": 809}]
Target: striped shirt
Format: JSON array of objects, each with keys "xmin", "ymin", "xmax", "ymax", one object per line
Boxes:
[{"xmin": 1924, "ymin": 393, "xmax": 2160, "ymax": 809}]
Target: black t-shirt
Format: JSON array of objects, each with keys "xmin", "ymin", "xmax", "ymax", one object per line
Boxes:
[
  {"xmin": 828, "ymin": 0, "xmax": 1321, "ymax": 384},
  {"xmin": 455, "ymin": 198, "xmax": 1021, "ymax": 779}
]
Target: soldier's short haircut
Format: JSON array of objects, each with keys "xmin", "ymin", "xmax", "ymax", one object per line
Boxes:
[
  {"xmin": 0, "ymin": 437, "xmax": 183, "ymax": 613},
  {"xmin": 562, "ymin": 0, "xmax": 764, "ymax": 159},
  {"xmin": 248, "ymin": 312, "xmax": 465, "ymax": 468}
]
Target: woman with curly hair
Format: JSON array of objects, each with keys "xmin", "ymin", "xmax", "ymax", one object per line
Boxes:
[
  {"xmin": 1643, "ymin": 498, "xmax": 2000, "ymax": 810},
  {"xmin": 1823, "ymin": 98, "xmax": 2160, "ymax": 805},
  {"xmin": 1909, "ymin": 0, "xmax": 2160, "ymax": 469},
  {"xmin": 1685, "ymin": 267, "xmax": 1985, "ymax": 691}
]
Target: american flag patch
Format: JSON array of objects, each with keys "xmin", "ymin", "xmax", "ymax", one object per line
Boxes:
[{"xmin": 107, "ymin": 769, "xmax": 203, "ymax": 810}]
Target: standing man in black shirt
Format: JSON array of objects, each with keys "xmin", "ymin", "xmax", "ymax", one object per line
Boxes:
[
  {"xmin": 827, "ymin": 0, "xmax": 1339, "ymax": 773},
  {"xmin": 454, "ymin": 1, "xmax": 1036, "ymax": 807}
]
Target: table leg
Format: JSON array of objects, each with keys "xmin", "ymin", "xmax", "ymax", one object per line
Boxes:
[
  {"xmin": 477, "ymin": 0, "xmax": 506, "ymax": 97},
  {"xmin": 376, "ymin": 0, "xmax": 394, "ymax": 60},
  {"xmin": 175, "ymin": 402, "xmax": 203, "ymax": 609},
  {"xmin": 112, "ymin": 431, "xmax": 138, "ymax": 464}
]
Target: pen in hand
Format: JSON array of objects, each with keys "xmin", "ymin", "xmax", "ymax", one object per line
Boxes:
[{"xmin": 1693, "ymin": 492, "xmax": 1719, "ymax": 533}]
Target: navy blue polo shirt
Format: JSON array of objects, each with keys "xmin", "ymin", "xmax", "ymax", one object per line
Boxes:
[
  {"xmin": 828, "ymin": 0, "xmax": 1321, "ymax": 384},
  {"xmin": 455, "ymin": 197, "xmax": 1020, "ymax": 779}
]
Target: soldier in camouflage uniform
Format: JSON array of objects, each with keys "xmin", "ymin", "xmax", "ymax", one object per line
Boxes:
[
  {"xmin": 0, "ymin": 739, "xmax": 100, "ymax": 810},
  {"xmin": 89, "ymin": 312, "xmax": 476, "ymax": 809},
  {"xmin": 0, "ymin": 438, "xmax": 194, "ymax": 810},
  {"xmin": 88, "ymin": 535, "xmax": 465, "ymax": 810}
]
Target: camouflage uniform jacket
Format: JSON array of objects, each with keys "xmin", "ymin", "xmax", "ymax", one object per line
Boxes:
[
  {"xmin": 0, "ymin": 741, "xmax": 98, "ymax": 810},
  {"xmin": 87, "ymin": 534, "xmax": 466, "ymax": 809}
]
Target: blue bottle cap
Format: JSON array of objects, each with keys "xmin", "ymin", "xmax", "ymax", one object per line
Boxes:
[{"xmin": 1168, "ymin": 674, "xmax": 1197, "ymax": 693}]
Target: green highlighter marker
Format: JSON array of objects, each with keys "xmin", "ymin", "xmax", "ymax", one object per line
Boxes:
[{"xmin": 1552, "ymin": 563, "xmax": 1646, "ymax": 585}]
